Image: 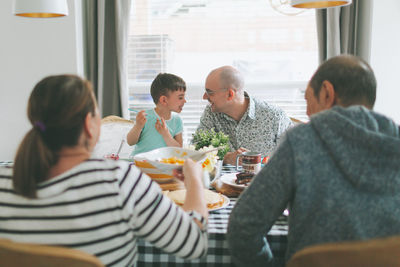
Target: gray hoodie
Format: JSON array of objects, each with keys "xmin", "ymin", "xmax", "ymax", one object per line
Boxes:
[{"xmin": 227, "ymin": 106, "xmax": 400, "ymax": 267}]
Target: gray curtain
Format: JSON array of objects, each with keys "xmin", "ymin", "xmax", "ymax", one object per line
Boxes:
[
  {"xmin": 316, "ymin": 0, "xmax": 373, "ymax": 63},
  {"xmin": 82, "ymin": 0, "xmax": 131, "ymax": 118}
]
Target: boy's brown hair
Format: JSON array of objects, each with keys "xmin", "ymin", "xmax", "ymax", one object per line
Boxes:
[{"xmin": 150, "ymin": 73, "xmax": 186, "ymax": 104}]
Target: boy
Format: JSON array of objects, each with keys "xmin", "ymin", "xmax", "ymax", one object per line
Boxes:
[{"xmin": 127, "ymin": 73, "xmax": 187, "ymax": 156}]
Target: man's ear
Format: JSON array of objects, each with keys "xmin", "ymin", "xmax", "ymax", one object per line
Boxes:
[
  {"xmin": 227, "ymin": 88, "xmax": 235, "ymax": 100},
  {"xmin": 319, "ymin": 80, "xmax": 336, "ymax": 109}
]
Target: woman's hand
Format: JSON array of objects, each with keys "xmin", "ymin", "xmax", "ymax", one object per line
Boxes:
[
  {"xmin": 183, "ymin": 159, "xmax": 203, "ymax": 187},
  {"xmin": 173, "ymin": 158, "xmax": 208, "ymax": 223},
  {"xmin": 172, "ymin": 158, "xmax": 202, "ymax": 184}
]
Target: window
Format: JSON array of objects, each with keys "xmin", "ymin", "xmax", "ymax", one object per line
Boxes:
[{"xmin": 128, "ymin": 0, "xmax": 318, "ymax": 145}]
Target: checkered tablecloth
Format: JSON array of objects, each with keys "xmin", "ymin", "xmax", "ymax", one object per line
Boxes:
[
  {"xmin": 137, "ymin": 197, "xmax": 288, "ymax": 266},
  {"xmin": 137, "ymin": 165, "xmax": 288, "ymax": 267}
]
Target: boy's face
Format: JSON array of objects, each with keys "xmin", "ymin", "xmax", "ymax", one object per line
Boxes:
[{"xmin": 165, "ymin": 89, "xmax": 186, "ymax": 113}]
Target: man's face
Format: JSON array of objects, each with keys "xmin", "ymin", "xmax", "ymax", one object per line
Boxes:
[
  {"xmin": 165, "ymin": 89, "xmax": 186, "ymax": 113},
  {"xmin": 203, "ymin": 74, "xmax": 229, "ymax": 113},
  {"xmin": 305, "ymin": 84, "xmax": 324, "ymax": 117}
]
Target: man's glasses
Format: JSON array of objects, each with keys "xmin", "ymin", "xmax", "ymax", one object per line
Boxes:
[{"xmin": 205, "ymin": 88, "xmax": 228, "ymax": 96}]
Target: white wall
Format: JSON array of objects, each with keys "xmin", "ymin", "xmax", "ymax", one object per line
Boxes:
[
  {"xmin": 371, "ymin": 0, "xmax": 400, "ymax": 124},
  {"xmin": 0, "ymin": 0, "xmax": 79, "ymax": 160}
]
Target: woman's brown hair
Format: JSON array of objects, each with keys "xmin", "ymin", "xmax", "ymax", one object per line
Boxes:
[{"xmin": 13, "ymin": 75, "xmax": 96, "ymax": 198}]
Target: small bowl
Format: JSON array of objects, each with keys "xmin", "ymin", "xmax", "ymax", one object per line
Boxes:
[{"xmin": 133, "ymin": 147, "xmax": 208, "ymax": 183}]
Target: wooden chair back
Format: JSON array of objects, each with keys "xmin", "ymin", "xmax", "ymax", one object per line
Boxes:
[
  {"xmin": 92, "ymin": 115, "xmax": 134, "ymax": 159},
  {"xmin": 290, "ymin": 117, "xmax": 304, "ymax": 125},
  {"xmin": 0, "ymin": 238, "xmax": 104, "ymax": 267},
  {"xmin": 286, "ymin": 235, "xmax": 400, "ymax": 267}
]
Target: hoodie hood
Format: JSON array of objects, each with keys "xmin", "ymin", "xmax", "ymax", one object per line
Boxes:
[{"xmin": 310, "ymin": 106, "xmax": 400, "ymax": 194}]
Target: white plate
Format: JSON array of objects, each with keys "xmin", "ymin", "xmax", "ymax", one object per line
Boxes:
[
  {"xmin": 209, "ymin": 194, "xmax": 230, "ymax": 212},
  {"xmin": 220, "ymin": 172, "xmax": 248, "ymax": 189},
  {"xmin": 164, "ymin": 190, "xmax": 230, "ymax": 211}
]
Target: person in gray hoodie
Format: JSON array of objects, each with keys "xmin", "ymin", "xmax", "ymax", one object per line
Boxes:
[{"xmin": 227, "ymin": 55, "xmax": 400, "ymax": 267}]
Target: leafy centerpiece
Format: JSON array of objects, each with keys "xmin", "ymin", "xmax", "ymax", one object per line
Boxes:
[
  {"xmin": 191, "ymin": 128, "xmax": 230, "ymax": 174},
  {"xmin": 192, "ymin": 128, "xmax": 229, "ymax": 159}
]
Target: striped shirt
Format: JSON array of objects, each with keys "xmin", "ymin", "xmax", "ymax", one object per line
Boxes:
[{"xmin": 0, "ymin": 159, "xmax": 207, "ymax": 266}]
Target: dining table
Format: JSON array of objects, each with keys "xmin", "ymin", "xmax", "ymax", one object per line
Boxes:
[{"xmin": 136, "ymin": 165, "xmax": 289, "ymax": 267}]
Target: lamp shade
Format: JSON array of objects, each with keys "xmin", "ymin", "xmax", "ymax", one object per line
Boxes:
[
  {"xmin": 13, "ymin": 0, "xmax": 68, "ymax": 18},
  {"xmin": 290, "ymin": 0, "xmax": 352, "ymax": 9}
]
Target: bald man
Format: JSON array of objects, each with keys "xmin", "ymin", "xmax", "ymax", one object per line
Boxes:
[{"xmin": 195, "ymin": 66, "xmax": 293, "ymax": 165}]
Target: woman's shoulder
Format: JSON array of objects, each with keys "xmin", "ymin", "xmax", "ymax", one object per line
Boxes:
[
  {"xmin": 47, "ymin": 159, "xmax": 142, "ymax": 188},
  {"xmin": 84, "ymin": 158, "xmax": 141, "ymax": 176},
  {"xmin": 51, "ymin": 159, "xmax": 144, "ymax": 196}
]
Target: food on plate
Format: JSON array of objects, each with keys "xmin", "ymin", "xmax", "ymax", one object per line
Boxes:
[
  {"xmin": 235, "ymin": 172, "xmax": 255, "ymax": 185},
  {"xmin": 160, "ymin": 156, "xmax": 185, "ymax": 165},
  {"xmin": 164, "ymin": 189, "xmax": 225, "ymax": 210}
]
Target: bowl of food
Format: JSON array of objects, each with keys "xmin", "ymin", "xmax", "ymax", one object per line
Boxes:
[{"xmin": 133, "ymin": 147, "xmax": 208, "ymax": 183}]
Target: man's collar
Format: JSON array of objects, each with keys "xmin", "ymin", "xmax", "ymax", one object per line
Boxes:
[{"xmin": 245, "ymin": 91, "xmax": 256, "ymax": 120}]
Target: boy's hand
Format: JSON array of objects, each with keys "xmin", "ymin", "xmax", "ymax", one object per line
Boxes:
[
  {"xmin": 155, "ymin": 118, "xmax": 170, "ymax": 137},
  {"xmin": 135, "ymin": 110, "xmax": 147, "ymax": 128}
]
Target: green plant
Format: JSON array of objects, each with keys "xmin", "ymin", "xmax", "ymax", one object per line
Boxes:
[{"xmin": 192, "ymin": 128, "xmax": 230, "ymax": 160}]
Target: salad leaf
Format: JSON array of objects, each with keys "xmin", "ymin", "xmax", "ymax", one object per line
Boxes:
[{"xmin": 192, "ymin": 128, "xmax": 230, "ymax": 159}]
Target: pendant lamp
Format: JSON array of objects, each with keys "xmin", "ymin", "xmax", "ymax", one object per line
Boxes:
[
  {"xmin": 290, "ymin": 0, "xmax": 352, "ymax": 9},
  {"xmin": 14, "ymin": 0, "xmax": 68, "ymax": 18}
]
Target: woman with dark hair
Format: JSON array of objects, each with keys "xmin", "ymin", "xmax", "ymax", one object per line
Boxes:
[{"xmin": 0, "ymin": 74, "xmax": 208, "ymax": 266}]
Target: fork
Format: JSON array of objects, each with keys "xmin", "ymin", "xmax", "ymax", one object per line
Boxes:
[
  {"xmin": 190, "ymin": 147, "xmax": 221, "ymax": 161},
  {"xmin": 115, "ymin": 139, "xmax": 125, "ymax": 157}
]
